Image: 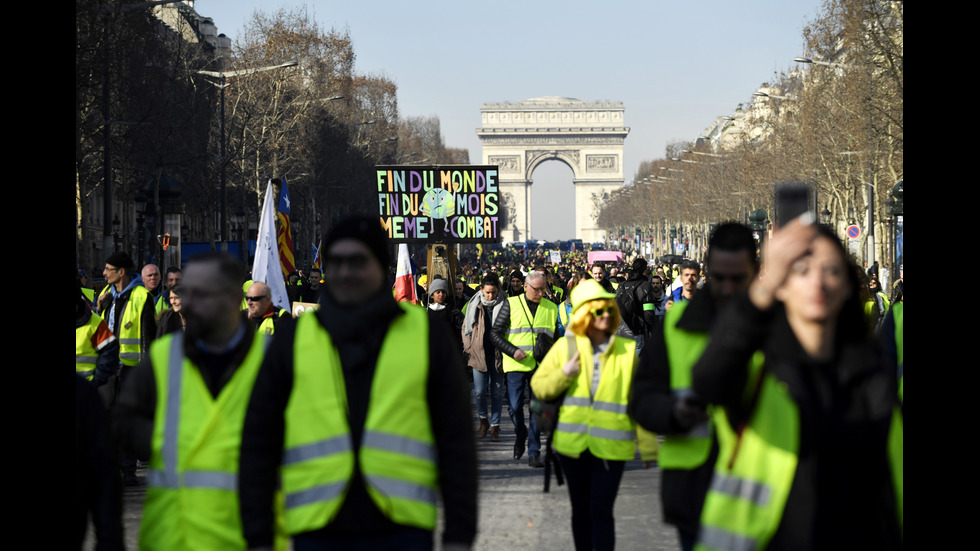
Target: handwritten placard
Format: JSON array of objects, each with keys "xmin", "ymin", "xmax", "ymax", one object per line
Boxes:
[{"xmin": 376, "ymin": 165, "xmax": 501, "ymax": 243}]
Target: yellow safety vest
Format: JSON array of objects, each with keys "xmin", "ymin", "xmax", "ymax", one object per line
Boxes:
[
  {"xmin": 141, "ymin": 331, "xmax": 284, "ymax": 551},
  {"xmin": 660, "ymin": 302, "xmax": 764, "ymax": 470},
  {"xmin": 75, "ymin": 312, "xmax": 104, "ymax": 379},
  {"xmin": 553, "ymin": 335, "xmax": 639, "ymax": 460},
  {"xmin": 102, "ymin": 284, "xmax": 151, "ymax": 367},
  {"xmin": 281, "ymin": 304, "xmax": 437, "ymax": 534},
  {"xmin": 502, "ymin": 296, "xmax": 558, "ymax": 373},
  {"xmin": 696, "ymin": 372, "xmax": 903, "ymax": 551}
]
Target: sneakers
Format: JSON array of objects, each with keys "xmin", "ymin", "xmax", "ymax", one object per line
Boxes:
[
  {"xmin": 489, "ymin": 426, "xmax": 500, "ymax": 442},
  {"xmin": 528, "ymin": 455, "xmax": 544, "ymax": 468},
  {"xmin": 514, "ymin": 438, "xmax": 526, "ymax": 460},
  {"xmin": 476, "ymin": 418, "xmax": 490, "ymax": 439}
]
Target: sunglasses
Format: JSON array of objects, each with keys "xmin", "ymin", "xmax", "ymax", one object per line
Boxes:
[
  {"xmin": 590, "ymin": 307, "xmax": 612, "ymax": 317},
  {"xmin": 245, "ymin": 295, "xmax": 267, "ymax": 302}
]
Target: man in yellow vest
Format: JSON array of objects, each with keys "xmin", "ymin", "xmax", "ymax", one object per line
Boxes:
[
  {"xmin": 489, "ymin": 270, "xmax": 559, "ymax": 468},
  {"xmin": 98, "ymin": 251, "xmax": 156, "ymax": 485},
  {"xmin": 246, "ymin": 281, "xmax": 291, "ymax": 335},
  {"xmin": 239, "ymin": 216, "xmax": 477, "ymax": 551},
  {"xmin": 115, "ymin": 252, "xmax": 282, "ymax": 550},
  {"xmin": 630, "ymin": 223, "xmax": 758, "ymax": 551}
]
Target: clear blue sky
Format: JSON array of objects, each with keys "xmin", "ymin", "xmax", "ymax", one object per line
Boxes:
[{"xmin": 202, "ymin": 0, "xmax": 821, "ymax": 241}]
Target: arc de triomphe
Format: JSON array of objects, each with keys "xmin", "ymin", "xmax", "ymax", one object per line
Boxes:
[{"xmin": 477, "ymin": 97, "xmax": 628, "ymax": 244}]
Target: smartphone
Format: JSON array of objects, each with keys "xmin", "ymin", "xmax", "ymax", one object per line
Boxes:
[{"xmin": 775, "ymin": 181, "xmax": 811, "ymax": 226}]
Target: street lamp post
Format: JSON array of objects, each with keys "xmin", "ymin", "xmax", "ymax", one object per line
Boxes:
[{"xmin": 196, "ymin": 60, "xmax": 298, "ymax": 252}]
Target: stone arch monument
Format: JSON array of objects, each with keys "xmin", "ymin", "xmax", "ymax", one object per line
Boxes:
[{"xmin": 477, "ymin": 97, "xmax": 629, "ymax": 243}]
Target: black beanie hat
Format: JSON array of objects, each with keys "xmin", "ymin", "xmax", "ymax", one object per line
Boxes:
[
  {"xmin": 323, "ymin": 216, "xmax": 390, "ymax": 268},
  {"xmin": 105, "ymin": 251, "xmax": 134, "ymax": 272}
]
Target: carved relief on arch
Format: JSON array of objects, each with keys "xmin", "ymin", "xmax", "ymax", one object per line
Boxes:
[
  {"xmin": 489, "ymin": 155, "xmax": 520, "ymax": 173},
  {"xmin": 586, "ymin": 155, "xmax": 618, "ymax": 172}
]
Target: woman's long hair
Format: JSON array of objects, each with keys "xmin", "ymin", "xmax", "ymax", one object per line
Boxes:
[{"xmin": 813, "ymin": 224, "xmax": 868, "ymax": 342}]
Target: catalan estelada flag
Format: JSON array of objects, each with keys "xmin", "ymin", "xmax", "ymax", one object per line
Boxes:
[{"xmin": 277, "ymin": 177, "xmax": 295, "ymax": 277}]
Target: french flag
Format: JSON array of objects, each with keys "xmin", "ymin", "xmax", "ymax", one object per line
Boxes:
[{"xmin": 394, "ymin": 243, "xmax": 418, "ymax": 304}]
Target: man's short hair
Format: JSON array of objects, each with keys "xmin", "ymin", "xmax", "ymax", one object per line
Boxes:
[
  {"xmin": 185, "ymin": 252, "xmax": 244, "ymax": 293},
  {"xmin": 679, "ymin": 260, "xmax": 700, "ymax": 274},
  {"xmin": 166, "ymin": 266, "xmax": 182, "ymax": 276},
  {"xmin": 706, "ymin": 222, "xmax": 758, "ymax": 268},
  {"xmin": 525, "ymin": 270, "xmax": 546, "ymax": 285}
]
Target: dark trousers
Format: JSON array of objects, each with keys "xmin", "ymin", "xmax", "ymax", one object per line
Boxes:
[{"xmin": 558, "ymin": 450, "xmax": 626, "ymax": 551}]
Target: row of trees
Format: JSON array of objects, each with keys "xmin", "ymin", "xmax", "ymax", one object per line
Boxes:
[
  {"xmin": 76, "ymin": 4, "xmax": 467, "ymax": 272},
  {"xmin": 599, "ymin": 0, "xmax": 903, "ymax": 266}
]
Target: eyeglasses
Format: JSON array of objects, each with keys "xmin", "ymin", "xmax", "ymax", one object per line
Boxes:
[
  {"xmin": 590, "ymin": 307, "xmax": 612, "ymax": 317},
  {"xmin": 526, "ymin": 284, "xmax": 546, "ymax": 293},
  {"xmin": 245, "ymin": 295, "xmax": 267, "ymax": 302}
]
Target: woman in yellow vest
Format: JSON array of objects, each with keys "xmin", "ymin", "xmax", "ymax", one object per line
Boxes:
[
  {"xmin": 692, "ymin": 220, "xmax": 902, "ymax": 550},
  {"xmin": 532, "ymin": 279, "xmax": 658, "ymax": 551}
]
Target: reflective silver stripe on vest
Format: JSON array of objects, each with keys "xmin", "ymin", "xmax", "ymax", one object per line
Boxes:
[
  {"xmin": 284, "ymin": 480, "xmax": 347, "ymax": 509},
  {"xmin": 563, "ymin": 396, "xmax": 591, "ymax": 408},
  {"xmin": 592, "ymin": 401, "xmax": 629, "ymax": 415},
  {"xmin": 710, "ymin": 472, "xmax": 772, "ymax": 506},
  {"xmin": 562, "ymin": 397, "xmax": 628, "ymax": 414},
  {"xmin": 119, "ymin": 338, "xmax": 141, "ymax": 345},
  {"xmin": 507, "ymin": 327, "xmax": 554, "ymax": 336},
  {"xmin": 120, "ymin": 352, "xmax": 142, "ymax": 360},
  {"xmin": 182, "ymin": 470, "xmax": 237, "ymax": 490},
  {"xmin": 282, "ymin": 435, "xmax": 352, "ymax": 466},
  {"xmin": 516, "ymin": 345, "xmax": 534, "ymax": 352},
  {"xmin": 76, "ymin": 356, "xmax": 98, "ymax": 363},
  {"xmin": 364, "ymin": 474, "xmax": 436, "ymax": 506},
  {"xmin": 363, "ymin": 431, "xmax": 436, "ymax": 463},
  {"xmin": 147, "ymin": 468, "xmax": 173, "ymax": 488},
  {"xmin": 557, "ymin": 421, "xmax": 589, "ymax": 434},
  {"xmin": 698, "ymin": 525, "xmax": 758, "ymax": 551},
  {"xmin": 151, "ymin": 335, "xmax": 184, "ymax": 490}
]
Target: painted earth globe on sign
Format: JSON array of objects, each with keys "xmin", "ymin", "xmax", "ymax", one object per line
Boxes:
[{"xmin": 420, "ymin": 188, "xmax": 455, "ymax": 220}]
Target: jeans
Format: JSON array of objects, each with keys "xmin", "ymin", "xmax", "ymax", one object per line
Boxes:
[
  {"xmin": 473, "ymin": 368, "xmax": 504, "ymax": 426},
  {"xmin": 506, "ymin": 370, "xmax": 541, "ymax": 457}
]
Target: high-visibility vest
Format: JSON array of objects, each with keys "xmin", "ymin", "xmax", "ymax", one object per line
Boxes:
[
  {"xmin": 696, "ymin": 372, "xmax": 903, "ymax": 551},
  {"xmin": 502, "ymin": 295, "xmax": 558, "ymax": 373},
  {"xmin": 256, "ymin": 309, "xmax": 289, "ymax": 335},
  {"xmin": 281, "ymin": 304, "xmax": 437, "ymax": 534},
  {"xmin": 141, "ymin": 331, "xmax": 282, "ymax": 551},
  {"xmin": 553, "ymin": 335, "xmax": 639, "ymax": 460},
  {"xmin": 659, "ymin": 303, "xmax": 764, "ymax": 470},
  {"xmin": 75, "ymin": 312, "xmax": 105, "ymax": 379},
  {"xmin": 103, "ymin": 285, "xmax": 151, "ymax": 367}
]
